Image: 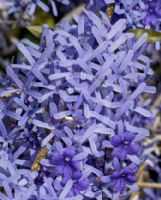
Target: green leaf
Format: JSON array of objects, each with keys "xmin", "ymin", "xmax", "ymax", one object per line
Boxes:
[
  {"xmin": 129, "ymin": 29, "xmax": 161, "ymax": 43},
  {"xmin": 26, "ymin": 6, "xmax": 55, "ymax": 38},
  {"xmin": 32, "ymin": 7, "xmax": 55, "ymax": 27},
  {"xmin": 27, "ymin": 26, "xmax": 42, "ymax": 38}
]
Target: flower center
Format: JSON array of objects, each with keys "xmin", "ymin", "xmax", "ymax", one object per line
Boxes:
[
  {"xmin": 149, "ymin": 8, "xmax": 154, "ymax": 13},
  {"xmin": 123, "ymin": 141, "xmax": 129, "ymax": 145},
  {"xmin": 65, "ymin": 157, "xmax": 70, "ymax": 162}
]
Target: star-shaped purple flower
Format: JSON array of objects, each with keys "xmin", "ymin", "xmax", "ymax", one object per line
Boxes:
[
  {"xmin": 111, "ymin": 132, "xmax": 140, "ymax": 160},
  {"xmin": 110, "ymin": 165, "xmax": 138, "ymax": 192},
  {"xmin": 52, "ymin": 147, "xmax": 81, "ymax": 184},
  {"xmin": 101, "ymin": 159, "xmax": 138, "ymax": 192}
]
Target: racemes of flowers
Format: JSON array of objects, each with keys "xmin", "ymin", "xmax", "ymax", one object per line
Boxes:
[
  {"xmin": 104, "ymin": 0, "xmax": 161, "ymax": 30},
  {"xmin": 0, "ymin": 9, "xmax": 155, "ymax": 199},
  {"xmin": 89, "ymin": 0, "xmax": 161, "ymax": 52},
  {"xmin": 84, "ymin": 0, "xmax": 161, "ymax": 48}
]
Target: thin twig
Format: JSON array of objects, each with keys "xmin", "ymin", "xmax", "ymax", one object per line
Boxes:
[
  {"xmin": 130, "ymin": 164, "xmax": 147, "ymax": 200},
  {"xmin": 137, "ymin": 182, "xmax": 161, "ymax": 189}
]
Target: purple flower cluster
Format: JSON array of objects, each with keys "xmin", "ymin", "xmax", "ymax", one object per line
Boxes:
[
  {"xmin": 110, "ymin": 159, "xmax": 138, "ymax": 192},
  {"xmin": 100, "ymin": 0, "xmax": 161, "ymax": 30},
  {"xmin": 98, "ymin": 0, "xmax": 161, "ymax": 51},
  {"xmin": 142, "ymin": 0, "xmax": 161, "ymax": 27},
  {"xmin": 111, "ymin": 132, "xmax": 140, "ymax": 160},
  {"xmin": 0, "ymin": 9, "xmax": 155, "ymax": 199}
]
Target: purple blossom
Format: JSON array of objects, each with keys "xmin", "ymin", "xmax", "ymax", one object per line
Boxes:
[
  {"xmin": 101, "ymin": 158, "xmax": 138, "ymax": 192},
  {"xmin": 110, "ymin": 163, "xmax": 138, "ymax": 192},
  {"xmin": 0, "ymin": 9, "xmax": 155, "ymax": 198},
  {"xmin": 52, "ymin": 147, "xmax": 81, "ymax": 184},
  {"xmin": 91, "ymin": 0, "xmax": 143, "ymax": 27},
  {"xmin": 51, "ymin": 147, "xmax": 91, "ymax": 195},
  {"xmin": 142, "ymin": 0, "xmax": 161, "ymax": 27},
  {"xmin": 111, "ymin": 132, "xmax": 140, "ymax": 160},
  {"xmin": 105, "ymin": 0, "xmax": 161, "ymax": 29},
  {"xmin": 102, "ymin": 0, "xmax": 161, "ymax": 51}
]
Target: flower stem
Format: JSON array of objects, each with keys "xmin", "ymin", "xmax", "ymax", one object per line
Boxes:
[{"xmin": 137, "ymin": 182, "xmax": 161, "ymax": 189}]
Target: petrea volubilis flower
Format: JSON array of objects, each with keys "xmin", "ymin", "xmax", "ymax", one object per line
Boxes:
[
  {"xmin": 104, "ymin": 0, "xmax": 161, "ymax": 51},
  {"xmin": 0, "ymin": 9, "xmax": 155, "ymax": 199},
  {"xmin": 84, "ymin": 0, "xmax": 143, "ymax": 27},
  {"xmin": 110, "ymin": 160, "xmax": 138, "ymax": 192},
  {"xmin": 111, "ymin": 132, "xmax": 140, "ymax": 160},
  {"xmin": 101, "ymin": 158, "xmax": 138, "ymax": 193},
  {"xmin": 52, "ymin": 146, "xmax": 90, "ymax": 195},
  {"xmin": 52, "ymin": 147, "xmax": 81, "ymax": 184}
]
